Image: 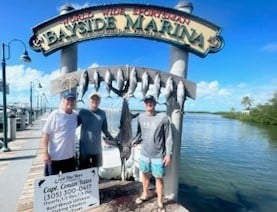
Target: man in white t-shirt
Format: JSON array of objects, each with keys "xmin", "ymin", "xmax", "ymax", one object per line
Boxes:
[{"xmin": 41, "ymin": 92, "xmax": 78, "ymax": 176}]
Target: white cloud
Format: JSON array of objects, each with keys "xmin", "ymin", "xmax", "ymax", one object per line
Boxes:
[
  {"xmin": 88, "ymin": 63, "xmax": 99, "ymax": 69},
  {"xmin": 70, "ymin": 2, "xmax": 92, "ymax": 9},
  {"xmin": 57, "ymin": 2, "xmax": 91, "ymax": 12},
  {"xmin": 3, "ymin": 64, "xmax": 61, "ymax": 108},
  {"xmin": 7, "ymin": 65, "xmax": 43, "ymax": 92},
  {"xmin": 185, "ymin": 79, "xmax": 277, "ymax": 112},
  {"xmin": 261, "ymin": 42, "xmax": 277, "ymax": 52},
  {"xmin": 196, "ymin": 81, "xmax": 231, "ymax": 98}
]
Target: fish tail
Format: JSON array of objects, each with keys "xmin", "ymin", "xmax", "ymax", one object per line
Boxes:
[
  {"xmin": 77, "ymin": 99, "xmax": 85, "ymax": 104},
  {"xmin": 159, "ymin": 102, "xmax": 168, "ymax": 106},
  {"xmin": 176, "ymin": 109, "xmax": 185, "ymax": 114},
  {"xmin": 128, "ymin": 93, "xmax": 136, "ymax": 99}
]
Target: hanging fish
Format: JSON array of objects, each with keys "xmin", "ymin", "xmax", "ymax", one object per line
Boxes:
[
  {"xmin": 115, "ymin": 99, "xmax": 139, "ymax": 181},
  {"xmin": 177, "ymin": 80, "xmax": 186, "ymax": 112},
  {"xmin": 127, "ymin": 67, "xmax": 137, "ymax": 98},
  {"xmin": 77, "ymin": 70, "xmax": 89, "ymax": 103},
  {"xmin": 109, "ymin": 79, "xmax": 129, "ymax": 97},
  {"xmin": 116, "ymin": 68, "xmax": 124, "ymax": 91},
  {"xmin": 93, "ymin": 71, "xmax": 100, "ymax": 92},
  {"xmin": 164, "ymin": 76, "xmax": 174, "ymax": 100},
  {"xmin": 105, "ymin": 69, "xmax": 112, "ymax": 98},
  {"xmin": 141, "ymin": 71, "xmax": 149, "ymax": 98},
  {"xmin": 153, "ymin": 73, "xmax": 161, "ymax": 101}
]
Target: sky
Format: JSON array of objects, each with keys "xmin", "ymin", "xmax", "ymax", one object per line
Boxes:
[{"xmin": 0, "ymin": 0, "xmax": 276, "ymax": 112}]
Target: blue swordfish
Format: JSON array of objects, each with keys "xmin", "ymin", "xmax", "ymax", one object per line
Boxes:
[
  {"xmin": 115, "ymin": 99, "xmax": 139, "ymax": 181},
  {"xmin": 106, "ymin": 81, "xmax": 139, "ymax": 180}
]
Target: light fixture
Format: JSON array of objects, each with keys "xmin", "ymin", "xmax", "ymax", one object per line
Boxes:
[{"xmin": 1, "ymin": 39, "xmax": 32, "ymax": 152}]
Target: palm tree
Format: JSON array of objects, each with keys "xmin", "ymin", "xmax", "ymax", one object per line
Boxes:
[{"xmin": 241, "ymin": 96, "xmax": 254, "ymax": 110}]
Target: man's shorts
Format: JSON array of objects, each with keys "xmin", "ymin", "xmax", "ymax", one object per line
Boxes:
[
  {"xmin": 78, "ymin": 153, "xmax": 102, "ymax": 170},
  {"xmin": 139, "ymin": 155, "xmax": 165, "ymax": 178}
]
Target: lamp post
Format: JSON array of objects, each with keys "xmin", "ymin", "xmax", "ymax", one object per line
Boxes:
[
  {"xmin": 29, "ymin": 80, "xmax": 42, "ymax": 126},
  {"xmin": 1, "ymin": 39, "xmax": 31, "ymax": 152},
  {"xmin": 41, "ymin": 92, "xmax": 48, "ymax": 113}
]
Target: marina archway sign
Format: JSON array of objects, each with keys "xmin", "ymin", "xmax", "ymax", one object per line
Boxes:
[
  {"xmin": 29, "ymin": 3, "xmax": 223, "ymax": 102},
  {"xmin": 29, "ymin": 3, "xmax": 223, "ymax": 57}
]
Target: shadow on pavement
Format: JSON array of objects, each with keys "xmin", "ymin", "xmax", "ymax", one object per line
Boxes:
[{"xmin": 0, "ymin": 155, "xmax": 36, "ymax": 161}]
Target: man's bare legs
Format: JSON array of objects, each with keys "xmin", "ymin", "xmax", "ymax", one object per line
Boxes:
[
  {"xmin": 156, "ymin": 177, "xmax": 164, "ymax": 207},
  {"xmin": 141, "ymin": 172, "xmax": 150, "ymax": 199}
]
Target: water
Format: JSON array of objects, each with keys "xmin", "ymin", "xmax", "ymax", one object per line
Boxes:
[
  {"xmin": 104, "ymin": 109, "xmax": 277, "ymax": 211},
  {"xmin": 179, "ymin": 113, "xmax": 277, "ymax": 212}
]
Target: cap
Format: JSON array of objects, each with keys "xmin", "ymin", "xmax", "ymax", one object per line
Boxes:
[
  {"xmin": 143, "ymin": 95, "xmax": 156, "ymax": 102},
  {"xmin": 63, "ymin": 92, "xmax": 76, "ymax": 100},
  {"xmin": 89, "ymin": 92, "xmax": 101, "ymax": 99}
]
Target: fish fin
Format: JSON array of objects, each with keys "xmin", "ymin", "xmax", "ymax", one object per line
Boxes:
[
  {"xmin": 158, "ymin": 102, "xmax": 168, "ymax": 106},
  {"xmin": 114, "ymin": 134, "xmax": 120, "ymax": 145},
  {"xmin": 131, "ymin": 112, "xmax": 139, "ymax": 119},
  {"xmin": 122, "ymin": 79, "xmax": 130, "ymax": 94},
  {"xmin": 176, "ymin": 109, "xmax": 185, "ymax": 114},
  {"xmin": 109, "ymin": 79, "xmax": 129, "ymax": 97},
  {"xmin": 77, "ymin": 99, "xmax": 85, "ymax": 104},
  {"xmin": 109, "ymin": 84, "xmax": 122, "ymax": 97},
  {"xmin": 127, "ymin": 94, "xmax": 136, "ymax": 99},
  {"xmin": 103, "ymin": 137, "xmax": 118, "ymax": 146}
]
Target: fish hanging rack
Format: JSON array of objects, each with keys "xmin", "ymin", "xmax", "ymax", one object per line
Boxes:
[{"xmin": 51, "ymin": 65, "xmax": 196, "ymax": 100}]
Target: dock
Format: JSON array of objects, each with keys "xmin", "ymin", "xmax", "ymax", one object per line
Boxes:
[{"xmin": 0, "ymin": 113, "xmax": 188, "ymax": 212}]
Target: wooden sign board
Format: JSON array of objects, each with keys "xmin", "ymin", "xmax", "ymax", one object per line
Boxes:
[{"xmin": 34, "ymin": 168, "xmax": 99, "ymax": 212}]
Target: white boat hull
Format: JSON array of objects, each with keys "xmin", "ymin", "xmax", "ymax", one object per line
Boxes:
[{"xmin": 99, "ymin": 146, "xmax": 121, "ymax": 180}]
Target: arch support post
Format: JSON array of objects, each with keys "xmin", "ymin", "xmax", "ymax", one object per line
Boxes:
[
  {"xmin": 164, "ymin": 0, "xmax": 193, "ymax": 201},
  {"xmin": 59, "ymin": 5, "xmax": 78, "ymax": 100}
]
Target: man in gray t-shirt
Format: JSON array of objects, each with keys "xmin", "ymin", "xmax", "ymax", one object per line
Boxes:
[
  {"xmin": 132, "ymin": 95, "xmax": 173, "ymax": 211},
  {"xmin": 78, "ymin": 93, "xmax": 113, "ymax": 169}
]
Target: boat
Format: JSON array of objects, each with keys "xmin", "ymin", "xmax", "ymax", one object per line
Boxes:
[
  {"xmin": 99, "ymin": 144, "xmax": 121, "ymax": 180},
  {"xmin": 99, "ymin": 141, "xmax": 141, "ymax": 181}
]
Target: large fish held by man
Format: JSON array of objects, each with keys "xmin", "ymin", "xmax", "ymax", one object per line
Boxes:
[{"xmin": 114, "ymin": 99, "xmax": 139, "ymax": 181}]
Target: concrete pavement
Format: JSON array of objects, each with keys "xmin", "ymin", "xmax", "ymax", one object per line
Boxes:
[{"xmin": 0, "ymin": 114, "xmax": 46, "ymax": 212}]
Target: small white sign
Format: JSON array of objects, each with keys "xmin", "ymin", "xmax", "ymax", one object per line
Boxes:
[{"xmin": 34, "ymin": 168, "xmax": 99, "ymax": 212}]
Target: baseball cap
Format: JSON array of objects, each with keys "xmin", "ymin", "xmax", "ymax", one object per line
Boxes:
[
  {"xmin": 63, "ymin": 92, "xmax": 76, "ymax": 100},
  {"xmin": 143, "ymin": 95, "xmax": 156, "ymax": 102}
]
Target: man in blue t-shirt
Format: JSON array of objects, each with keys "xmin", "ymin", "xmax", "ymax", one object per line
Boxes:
[{"xmin": 78, "ymin": 93, "xmax": 113, "ymax": 169}]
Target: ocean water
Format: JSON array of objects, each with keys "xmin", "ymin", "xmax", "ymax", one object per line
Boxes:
[
  {"xmin": 97, "ymin": 109, "xmax": 277, "ymax": 212},
  {"xmin": 178, "ymin": 113, "xmax": 277, "ymax": 212}
]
